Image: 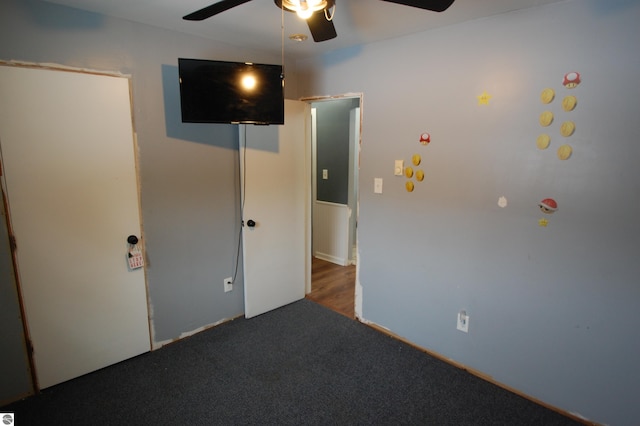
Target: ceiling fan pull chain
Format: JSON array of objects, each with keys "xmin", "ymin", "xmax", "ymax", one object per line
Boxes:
[{"xmin": 325, "ymin": 4, "xmax": 335, "ymax": 21}]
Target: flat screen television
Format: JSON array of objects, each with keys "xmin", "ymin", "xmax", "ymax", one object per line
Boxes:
[{"xmin": 178, "ymin": 58, "xmax": 284, "ymax": 125}]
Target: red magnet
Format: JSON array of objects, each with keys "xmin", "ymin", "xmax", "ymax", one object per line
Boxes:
[
  {"xmin": 419, "ymin": 133, "xmax": 431, "ymax": 145},
  {"xmin": 563, "ymin": 72, "xmax": 581, "ymax": 89},
  {"xmin": 538, "ymin": 198, "xmax": 558, "ymax": 214}
]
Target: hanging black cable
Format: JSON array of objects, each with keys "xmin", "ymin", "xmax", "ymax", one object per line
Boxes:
[{"xmin": 232, "ymin": 125, "xmax": 247, "ymax": 284}]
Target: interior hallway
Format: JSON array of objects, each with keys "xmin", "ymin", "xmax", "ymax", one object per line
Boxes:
[{"xmin": 307, "ymin": 257, "xmax": 356, "ymax": 319}]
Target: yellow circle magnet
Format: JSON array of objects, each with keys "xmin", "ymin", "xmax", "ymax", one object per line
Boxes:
[
  {"xmin": 562, "ymin": 95, "xmax": 577, "ymax": 111},
  {"xmin": 557, "ymin": 144, "xmax": 573, "ymax": 160},
  {"xmin": 415, "ymin": 170, "xmax": 424, "ymax": 182},
  {"xmin": 405, "ymin": 166, "xmax": 414, "ymax": 178},
  {"xmin": 539, "ymin": 111, "xmax": 554, "ymax": 127},
  {"xmin": 536, "ymin": 134, "xmax": 551, "ymax": 150},
  {"xmin": 412, "ymin": 154, "xmax": 421, "ymax": 166},
  {"xmin": 405, "ymin": 181, "xmax": 414, "ymax": 192},
  {"xmin": 540, "ymin": 88, "xmax": 555, "ymax": 104},
  {"xmin": 560, "ymin": 121, "xmax": 575, "ymax": 137}
]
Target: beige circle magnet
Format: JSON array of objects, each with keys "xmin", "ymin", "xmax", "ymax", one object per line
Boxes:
[
  {"xmin": 557, "ymin": 144, "xmax": 573, "ymax": 160},
  {"xmin": 405, "ymin": 181, "xmax": 414, "ymax": 192},
  {"xmin": 560, "ymin": 121, "xmax": 575, "ymax": 137},
  {"xmin": 536, "ymin": 134, "xmax": 551, "ymax": 150},
  {"xmin": 405, "ymin": 166, "xmax": 414, "ymax": 178},
  {"xmin": 562, "ymin": 95, "xmax": 577, "ymax": 112},
  {"xmin": 412, "ymin": 154, "xmax": 421, "ymax": 166},
  {"xmin": 415, "ymin": 170, "xmax": 424, "ymax": 182},
  {"xmin": 540, "ymin": 88, "xmax": 555, "ymax": 104},
  {"xmin": 539, "ymin": 111, "xmax": 554, "ymax": 127}
]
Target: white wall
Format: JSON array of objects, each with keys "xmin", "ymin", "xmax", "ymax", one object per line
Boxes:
[{"xmin": 298, "ymin": 1, "xmax": 640, "ymax": 424}]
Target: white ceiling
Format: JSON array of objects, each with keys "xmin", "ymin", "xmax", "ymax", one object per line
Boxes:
[{"xmin": 42, "ymin": 0, "xmax": 564, "ymax": 59}]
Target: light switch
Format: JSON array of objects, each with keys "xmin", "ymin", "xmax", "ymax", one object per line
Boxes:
[
  {"xmin": 394, "ymin": 160, "xmax": 404, "ymax": 176},
  {"xmin": 322, "ymin": 169, "xmax": 328, "ymax": 180},
  {"xmin": 374, "ymin": 178, "xmax": 383, "ymax": 194}
]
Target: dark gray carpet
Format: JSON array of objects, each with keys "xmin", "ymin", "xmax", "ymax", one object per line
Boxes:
[{"xmin": 3, "ymin": 299, "xmax": 579, "ymax": 425}]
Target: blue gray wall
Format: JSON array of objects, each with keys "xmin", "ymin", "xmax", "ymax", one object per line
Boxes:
[
  {"xmin": 314, "ymin": 99, "xmax": 359, "ymax": 204},
  {"xmin": 299, "ymin": 1, "xmax": 640, "ymax": 424}
]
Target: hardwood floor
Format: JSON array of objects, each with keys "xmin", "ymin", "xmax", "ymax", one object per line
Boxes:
[{"xmin": 307, "ymin": 257, "xmax": 356, "ymax": 319}]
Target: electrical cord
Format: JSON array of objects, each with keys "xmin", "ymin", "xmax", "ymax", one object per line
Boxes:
[{"xmin": 231, "ymin": 125, "xmax": 247, "ymax": 284}]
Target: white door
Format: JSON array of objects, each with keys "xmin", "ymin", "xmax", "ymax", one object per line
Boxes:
[
  {"xmin": 241, "ymin": 100, "xmax": 311, "ymax": 318},
  {"xmin": 0, "ymin": 65, "xmax": 150, "ymax": 389}
]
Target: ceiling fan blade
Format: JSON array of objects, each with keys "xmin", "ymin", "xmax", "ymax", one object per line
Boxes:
[
  {"xmin": 306, "ymin": 11, "xmax": 337, "ymax": 42},
  {"xmin": 380, "ymin": 0, "xmax": 455, "ymax": 12},
  {"xmin": 183, "ymin": 0, "xmax": 253, "ymax": 21}
]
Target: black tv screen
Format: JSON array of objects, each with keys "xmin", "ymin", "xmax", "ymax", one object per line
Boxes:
[{"xmin": 178, "ymin": 58, "xmax": 284, "ymax": 125}]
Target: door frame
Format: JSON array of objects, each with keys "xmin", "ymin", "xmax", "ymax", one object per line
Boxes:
[
  {"xmin": 301, "ymin": 93, "xmax": 362, "ymax": 296},
  {"xmin": 0, "ymin": 159, "xmax": 36, "ymax": 400}
]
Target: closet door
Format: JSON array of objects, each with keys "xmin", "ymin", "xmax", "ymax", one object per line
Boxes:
[{"xmin": 0, "ymin": 65, "xmax": 150, "ymax": 389}]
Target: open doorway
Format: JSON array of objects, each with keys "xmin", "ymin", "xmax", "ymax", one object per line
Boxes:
[{"xmin": 304, "ymin": 94, "xmax": 361, "ymax": 319}]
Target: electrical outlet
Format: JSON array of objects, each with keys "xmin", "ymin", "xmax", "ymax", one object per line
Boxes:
[
  {"xmin": 224, "ymin": 277, "xmax": 233, "ymax": 293},
  {"xmin": 457, "ymin": 310, "xmax": 469, "ymax": 333},
  {"xmin": 374, "ymin": 178, "xmax": 383, "ymax": 194}
]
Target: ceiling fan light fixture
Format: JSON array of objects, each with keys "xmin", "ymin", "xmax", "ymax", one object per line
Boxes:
[
  {"xmin": 281, "ymin": 0, "xmax": 328, "ymax": 20},
  {"xmin": 289, "ymin": 33, "xmax": 309, "ymax": 42},
  {"xmin": 297, "ymin": 8, "xmax": 314, "ymax": 19}
]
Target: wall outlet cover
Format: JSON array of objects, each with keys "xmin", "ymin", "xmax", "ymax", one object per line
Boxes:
[
  {"xmin": 374, "ymin": 178, "xmax": 383, "ymax": 194},
  {"xmin": 224, "ymin": 277, "xmax": 233, "ymax": 293},
  {"xmin": 457, "ymin": 311, "xmax": 469, "ymax": 333}
]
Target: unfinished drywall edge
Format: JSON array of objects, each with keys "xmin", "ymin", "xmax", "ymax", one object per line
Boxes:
[
  {"xmin": 0, "ymin": 60, "xmax": 131, "ymax": 78},
  {"xmin": 299, "ymin": 92, "xmax": 363, "ymax": 102},
  {"xmin": 354, "ymin": 278, "xmax": 363, "ymax": 320},
  {"xmin": 361, "ymin": 321, "xmax": 599, "ymax": 426},
  {"xmin": 353, "ymin": 243, "xmax": 363, "ymax": 320},
  {"xmin": 151, "ymin": 313, "xmax": 244, "ymax": 350}
]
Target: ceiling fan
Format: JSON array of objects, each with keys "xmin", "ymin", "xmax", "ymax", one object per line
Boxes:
[{"xmin": 183, "ymin": 0, "xmax": 455, "ymax": 43}]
